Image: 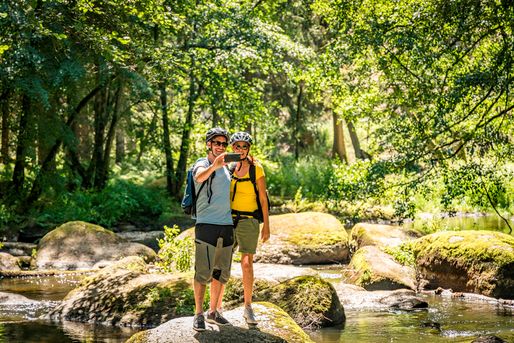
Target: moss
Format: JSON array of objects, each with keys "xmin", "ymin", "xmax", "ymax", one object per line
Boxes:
[
  {"xmin": 286, "ymin": 229, "xmax": 346, "ymax": 247},
  {"xmin": 125, "ymin": 330, "xmax": 150, "ymax": 343},
  {"xmin": 412, "ymin": 230, "xmax": 514, "ymax": 269},
  {"xmin": 348, "ymin": 248, "xmax": 379, "ymax": 286},
  {"xmin": 270, "ymin": 212, "xmax": 348, "ymax": 248},
  {"xmin": 412, "ymin": 230, "xmax": 514, "ymax": 297},
  {"xmin": 41, "ymin": 221, "xmax": 119, "ymax": 243},
  {"xmin": 254, "ymin": 302, "xmax": 315, "ymax": 343},
  {"xmin": 257, "ymin": 276, "xmax": 344, "ymax": 329}
]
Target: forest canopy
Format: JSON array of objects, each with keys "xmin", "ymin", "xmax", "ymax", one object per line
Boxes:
[{"xmin": 1, "ymin": 0, "xmax": 513, "ymax": 233}]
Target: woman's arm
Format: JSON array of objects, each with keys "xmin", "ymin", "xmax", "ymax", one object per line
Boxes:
[{"xmin": 256, "ymin": 176, "xmax": 270, "ymax": 243}]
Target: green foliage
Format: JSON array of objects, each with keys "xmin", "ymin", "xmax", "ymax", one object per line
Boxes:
[
  {"xmin": 0, "ymin": 204, "xmax": 13, "ymax": 229},
  {"xmin": 157, "ymin": 225, "xmax": 194, "ymax": 273},
  {"xmin": 35, "ymin": 179, "xmax": 163, "ymax": 228},
  {"xmin": 384, "ymin": 242, "xmax": 416, "ymax": 267},
  {"xmin": 328, "ymin": 160, "xmax": 391, "ymax": 202},
  {"xmin": 266, "ymin": 155, "xmax": 336, "ymax": 199},
  {"xmin": 441, "ymin": 162, "xmax": 513, "ymax": 211}
]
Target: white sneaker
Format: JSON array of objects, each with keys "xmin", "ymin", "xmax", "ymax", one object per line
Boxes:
[{"xmin": 243, "ymin": 306, "xmax": 258, "ymax": 325}]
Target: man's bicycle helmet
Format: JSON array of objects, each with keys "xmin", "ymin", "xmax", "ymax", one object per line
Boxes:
[
  {"xmin": 229, "ymin": 131, "xmax": 253, "ymax": 145},
  {"xmin": 205, "ymin": 127, "xmax": 229, "ymax": 142}
]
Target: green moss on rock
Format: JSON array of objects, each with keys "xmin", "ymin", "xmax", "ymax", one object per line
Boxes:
[
  {"xmin": 347, "ymin": 246, "xmax": 417, "ymax": 290},
  {"xmin": 256, "ymin": 275, "xmax": 345, "ymax": 329},
  {"xmin": 412, "ymin": 230, "xmax": 514, "ymax": 298}
]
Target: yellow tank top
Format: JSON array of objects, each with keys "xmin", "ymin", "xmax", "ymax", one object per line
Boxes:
[{"xmin": 230, "ymin": 162, "xmax": 265, "ymax": 213}]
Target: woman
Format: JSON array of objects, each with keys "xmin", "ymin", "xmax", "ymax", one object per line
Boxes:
[{"xmin": 215, "ymin": 131, "xmax": 270, "ymax": 325}]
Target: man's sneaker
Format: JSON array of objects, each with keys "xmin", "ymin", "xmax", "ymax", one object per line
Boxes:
[
  {"xmin": 193, "ymin": 313, "xmax": 206, "ymax": 332},
  {"xmin": 206, "ymin": 310, "xmax": 230, "ymax": 325},
  {"xmin": 243, "ymin": 306, "xmax": 258, "ymax": 325}
]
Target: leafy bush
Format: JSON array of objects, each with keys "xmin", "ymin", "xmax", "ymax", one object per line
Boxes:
[
  {"xmin": 35, "ymin": 179, "xmax": 164, "ymax": 228},
  {"xmin": 265, "ymin": 155, "xmax": 337, "ymax": 200},
  {"xmin": 384, "ymin": 242, "xmax": 416, "ymax": 267},
  {"xmin": 157, "ymin": 225, "xmax": 194, "ymax": 273},
  {"xmin": 328, "ymin": 160, "xmax": 391, "ymax": 202}
]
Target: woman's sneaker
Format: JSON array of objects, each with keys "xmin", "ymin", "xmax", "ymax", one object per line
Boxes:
[
  {"xmin": 243, "ymin": 306, "xmax": 258, "ymax": 325},
  {"xmin": 193, "ymin": 313, "xmax": 206, "ymax": 331},
  {"xmin": 206, "ymin": 310, "xmax": 230, "ymax": 325}
]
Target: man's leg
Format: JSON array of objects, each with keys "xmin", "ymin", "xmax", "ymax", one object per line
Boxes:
[
  {"xmin": 210, "ymin": 278, "xmax": 222, "ymax": 312},
  {"xmin": 194, "ymin": 280, "xmax": 207, "ymax": 315}
]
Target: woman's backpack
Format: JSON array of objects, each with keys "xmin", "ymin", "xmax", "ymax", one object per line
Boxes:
[{"xmin": 229, "ymin": 163, "xmax": 270, "ymax": 223}]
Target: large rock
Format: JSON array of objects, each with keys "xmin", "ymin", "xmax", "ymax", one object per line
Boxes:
[
  {"xmin": 0, "ymin": 242, "xmax": 37, "ymax": 256},
  {"xmin": 332, "ymin": 284, "xmax": 428, "ymax": 311},
  {"xmin": 48, "ymin": 256, "xmax": 194, "ymax": 327},
  {"xmin": 0, "ymin": 252, "xmax": 21, "ymax": 271},
  {"xmin": 255, "ymin": 212, "xmax": 350, "ymax": 264},
  {"xmin": 347, "ymin": 246, "xmax": 416, "ymax": 291},
  {"xmin": 348, "ymin": 223, "xmax": 419, "ymax": 252},
  {"xmin": 126, "ymin": 302, "xmax": 315, "ymax": 343},
  {"xmin": 412, "ymin": 230, "xmax": 514, "ymax": 298},
  {"xmin": 224, "ymin": 275, "xmax": 345, "ymax": 329},
  {"xmin": 35, "ymin": 221, "xmax": 156, "ymax": 270}
]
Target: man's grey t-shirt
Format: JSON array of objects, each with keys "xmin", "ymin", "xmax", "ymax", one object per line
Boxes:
[{"xmin": 192, "ymin": 158, "xmax": 233, "ymax": 225}]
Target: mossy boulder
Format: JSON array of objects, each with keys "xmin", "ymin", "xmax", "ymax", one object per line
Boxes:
[
  {"xmin": 255, "ymin": 275, "xmax": 344, "ymax": 328},
  {"xmin": 48, "ymin": 256, "xmax": 195, "ymax": 327},
  {"xmin": 412, "ymin": 230, "xmax": 514, "ymax": 298},
  {"xmin": 255, "ymin": 212, "xmax": 350, "ymax": 264},
  {"xmin": 347, "ymin": 246, "xmax": 416, "ymax": 291},
  {"xmin": 126, "ymin": 302, "xmax": 315, "ymax": 343},
  {"xmin": 35, "ymin": 221, "xmax": 157, "ymax": 270},
  {"xmin": 349, "ymin": 223, "xmax": 419, "ymax": 252}
]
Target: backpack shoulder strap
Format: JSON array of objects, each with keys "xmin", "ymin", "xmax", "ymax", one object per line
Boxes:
[
  {"xmin": 229, "ymin": 162, "xmax": 237, "ymax": 175},
  {"xmin": 249, "ymin": 164, "xmax": 257, "ymax": 185}
]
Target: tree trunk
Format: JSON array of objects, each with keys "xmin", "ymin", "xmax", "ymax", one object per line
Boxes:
[
  {"xmin": 294, "ymin": 82, "xmax": 304, "ymax": 160},
  {"xmin": 160, "ymin": 81, "xmax": 175, "ymax": 196},
  {"xmin": 97, "ymin": 84, "xmax": 123, "ymax": 189},
  {"xmin": 89, "ymin": 86, "xmax": 108, "ymax": 190},
  {"xmin": 175, "ymin": 57, "xmax": 198, "ymax": 197},
  {"xmin": 115, "ymin": 130, "xmax": 125, "ymax": 165},
  {"xmin": 347, "ymin": 120, "xmax": 370, "ymax": 160},
  {"xmin": 136, "ymin": 110, "xmax": 158, "ymax": 164},
  {"xmin": 12, "ymin": 94, "xmax": 30, "ymax": 194},
  {"xmin": 1, "ymin": 89, "xmax": 10, "ymax": 164},
  {"xmin": 25, "ymin": 77, "xmax": 113, "ymax": 207},
  {"xmin": 332, "ymin": 111, "xmax": 348, "ymax": 163}
]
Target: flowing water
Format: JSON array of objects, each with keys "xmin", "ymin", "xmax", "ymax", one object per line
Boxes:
[
  {"xmin": 0, "ymin": 275, "xmax": 141, "ymax": 342},
  {"xmin": 0, "ymin": 215, "xmax": 512, "ymax": 342},
  {"xmin": 309, "ymin": 295, "xmax": 514, "ymax": 342}
]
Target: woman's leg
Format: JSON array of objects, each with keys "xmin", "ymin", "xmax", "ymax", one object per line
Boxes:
[{"xmin": 241, "ymin": 253, "xmax": 254, "ymax": 307}]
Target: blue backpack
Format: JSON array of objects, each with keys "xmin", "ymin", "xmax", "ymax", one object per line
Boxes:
[{"xmin": 181, "ymin": 158, "xmax": 213, "ymax": 216}]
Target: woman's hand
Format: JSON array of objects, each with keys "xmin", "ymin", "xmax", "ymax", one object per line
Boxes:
[{"xmin": 261, "ymin": 223, "xmax": 270, "ymax": 243}]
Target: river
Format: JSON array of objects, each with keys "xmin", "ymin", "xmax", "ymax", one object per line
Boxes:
[{"xmin": 0, "ymin": 215, "xmax": 512, "ymax": 342}]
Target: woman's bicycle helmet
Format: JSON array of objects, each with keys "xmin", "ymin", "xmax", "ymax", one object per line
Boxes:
[
  {"xmin": 205, "ymin": 127, "xmax": 229, "ymax": 142},
  {"xmin": 229, "ymin": 131, "xmax": 253, "ymax": 145}
]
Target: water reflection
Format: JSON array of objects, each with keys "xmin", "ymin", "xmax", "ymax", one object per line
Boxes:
[
  {"xmin": 309, "ymin": 295, "xmax": 514, "ymax": 343},
  {"xmin": 403, "ymin": 214, "xmax": 514, "ymax": 235},
  {"xmin": 0, "ymin": 321, "xmax": 138, "ymax": 343}
]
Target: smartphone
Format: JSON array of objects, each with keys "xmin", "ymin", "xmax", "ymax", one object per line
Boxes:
[{"xmin": 224, "ymin": 153, "xmax": 242, "ymax": 162}]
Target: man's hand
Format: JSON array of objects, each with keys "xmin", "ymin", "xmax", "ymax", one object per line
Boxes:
[{"xmin": 212, "ymin": 152, "xmax": 227, "ymax": 170}]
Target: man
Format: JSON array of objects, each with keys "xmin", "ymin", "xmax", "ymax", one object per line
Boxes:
[{"xmin": 192, "ymin": 127, "xmax": 234, "ymax": 332}]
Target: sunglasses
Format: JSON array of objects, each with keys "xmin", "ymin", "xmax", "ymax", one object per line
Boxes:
[
  {"xmin": 234, "ymin": 144, "xmax": 249, "ymax": 150},
  {"xmin": 211, "ymin": 140, "xmax": 228, "ymax": 148}
]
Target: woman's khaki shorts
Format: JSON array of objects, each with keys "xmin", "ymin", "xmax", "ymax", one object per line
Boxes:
[{"xmin": 234, "ymin": 218, "xmax": 260, "ymax": 254}]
